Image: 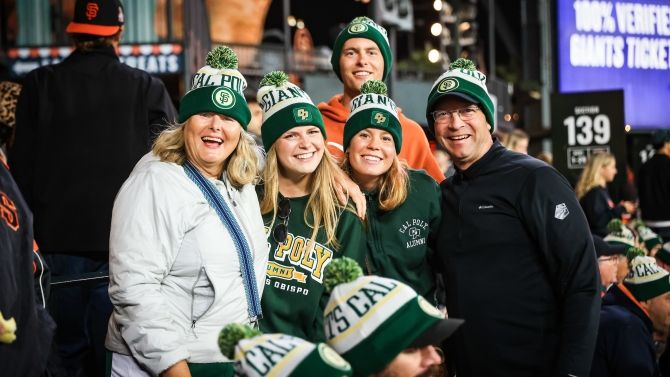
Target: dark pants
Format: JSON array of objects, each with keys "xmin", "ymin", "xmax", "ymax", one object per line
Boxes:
[{"xmin": 45, "ymin": 253, "xmax": 112, "ymax": 377}]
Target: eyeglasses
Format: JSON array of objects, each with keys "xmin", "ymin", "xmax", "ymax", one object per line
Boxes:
[
  {"xmin": 431, "ymin": 105, "xmax": 480, "ymax": 124},
  {"xmin": 272, "ymin": 196, "xmax": 291, "ymax": 244}
]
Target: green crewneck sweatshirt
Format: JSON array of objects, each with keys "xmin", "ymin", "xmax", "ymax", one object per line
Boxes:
[
  {"xmin": 260, "ymin": 194, "xmax": 366, "ymax": 342},
  {"xmin": 364, "ymin": 169, "xmax": 441, "ymax": 302}
]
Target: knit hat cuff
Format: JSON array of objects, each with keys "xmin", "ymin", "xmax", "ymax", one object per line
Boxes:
[
  {"xmin": 624, "ymin": 275, "xmax": 670, "ymax": 302},
  {"xmin": 291, "ymin": 343, "xmax": 353, "ymax": 377},
  {"xmin": 657, "ymin": 243, "xmax": 670, "ymax": 265},
  {"xmin": 344, "ymin": 109, "xmax": 402, "ymax": 153},
  {"xmin": 260, "ymin": 103, "xmax": 325, "ymax": 151},
  {"xmin": 341, "ymin": 297, "xmax": 440, "ymax": 376},
  {"xmin": 178, "ymin": 85, "xmax": 251, "ymax": 128}
]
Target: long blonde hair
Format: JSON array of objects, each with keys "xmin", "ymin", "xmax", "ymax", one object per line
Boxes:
[
  {"xmin": 341, "ymin": 153, "xmax": 409, "ymax": 211},
  {"xmin": 152, "ymin": 120, "xmax": 262, "ymax": 188},
  {"xmin": 260, "ymin": 147, "xmax": 344, "ymax": 250},
  {"xmin": 575, "ymin": 152, "xmax": 615, "ymax": 199}
]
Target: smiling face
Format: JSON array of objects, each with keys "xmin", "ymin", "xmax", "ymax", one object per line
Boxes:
[
  {"xmin": 433, "ymin": 96, "xmax": 492, "ymax": 171},
  {"xmin": 274, "ymin": 125, "xmax": 325, "ymax": 182},
  {"xmin": 184, "ymin": 112, "xmax": 242, "ymax": 178},
  {"xmin": 347, "ymin": 128, "xmax": 396, "ymax": 191},
  {"xmin": 339, "ymin": 38, "xmax": 384, "ymax": 103}
]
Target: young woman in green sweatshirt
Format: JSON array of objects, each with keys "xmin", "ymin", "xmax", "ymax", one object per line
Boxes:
[
  {"xmin": 255, "ymin": 72, "xmax": 366, "ymax": 342},
  {"xmin": 341, "ymin": 80, "xmax": 442, "ymax": 304}
]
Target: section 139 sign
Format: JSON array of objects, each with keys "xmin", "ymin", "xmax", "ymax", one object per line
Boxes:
[{"xmin": 551, "ymin": 90, "xmax": 626, "ymax": 186}]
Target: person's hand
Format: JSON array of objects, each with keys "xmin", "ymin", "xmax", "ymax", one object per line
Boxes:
[
  {"xmin": 620, "ymin": 200, "xmax": 636, "ymax": 214},
  {"xmin": 161, "ymin": 360, "xmax": 191, "ymax": 377},
  {"xmin": 332, "ymin": 165, "xmax": 366, "ymax": 219}
]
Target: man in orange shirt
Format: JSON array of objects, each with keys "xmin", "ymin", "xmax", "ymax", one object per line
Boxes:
[{"xmin": 318, "ymin": 16, "xmax": 445, "ymax": 182}]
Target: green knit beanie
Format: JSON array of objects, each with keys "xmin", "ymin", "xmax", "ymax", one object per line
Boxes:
[
  {"xmin": 331, "ymin": 16, "xmax": 393, "ymax": 82},
  {"xmin": 178, "ymin": 46, "xmax": 251, "ymax": 128},
  {"xmin": 624, "ymin": 255, "xmax": 670, "ymax": 302},
  {"xmin": 344, "ymin": 80, "xmax": 402, "ymax": 153},
  {"xmin": 219, "ymin": 323, "xmax": 352, "ymax": 376},
  {"xmin": 425, "ymin": 58, "xmax": 495, "ymax": 133},
  {"xmin": 604, "ymin": 219, "xmax": 636, "ymax": 248},
  {"xmin": 257, "ymin": 71, "xmax": 325, "ymax": 151},
  {"xmin": 324, "ymin": 275, "xmax": 463, "ymax": 377},
  {"xmin": 632, "ymin": 220, "xmax": 664, "ymax": 251},
  {"xmin": 656, "ymin": 242, "xmax": 670, "ymax": 265}
]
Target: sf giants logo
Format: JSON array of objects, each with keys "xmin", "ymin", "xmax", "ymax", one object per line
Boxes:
[
  {"xmin": 0, "ymin": 192, "xmax": 19, "ymax": 231},
  {"xmin": 86, "ymin": 3, "xmax": 99, "ymax": 21}
]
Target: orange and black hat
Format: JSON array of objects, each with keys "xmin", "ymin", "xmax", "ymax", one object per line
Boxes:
[{"xmin": 66, "ymin": 0, "xmax": 124, "ymax": 36}]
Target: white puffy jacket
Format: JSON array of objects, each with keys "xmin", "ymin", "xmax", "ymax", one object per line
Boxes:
[{"xmin": 105, "ymin": 153, "xmax": 268, "ymax": 376}]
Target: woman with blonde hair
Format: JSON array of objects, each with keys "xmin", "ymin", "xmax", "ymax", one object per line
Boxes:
[
  {"xmin": 503, "ymin": 128, "xmax": 530, "ymax": 154},
  {"xmin": 341, "ymin": 80, "xmax": 441, "ymax": 303},
  {"xmin": 256, "ymin": 71, "xmax": 366, "ymax": 342},
  {"xmin": 105, "ymin": 47, "xmax": 267, "ymax": 377},
  {"xmin": 576, "ymin": 152, "xmax": 635, "ymax": 236}
]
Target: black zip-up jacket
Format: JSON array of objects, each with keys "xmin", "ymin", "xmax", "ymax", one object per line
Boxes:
[
  {"xmin": 580, "ymin": 186, "xmax": 626, "ymax": 237},
  {"xmin": 0, "ymin": 161, "xmax": 55, "ymax": 377},
  {"xmin": 590, "ymin": 284, "xmax": 660, "ymax": 377},
  {"xmin": 637, "ymin": 153, "xmax": 670, "ymax": 222},
  {"xmin": 437, "ymin": 141, "xmax": 601, "ymax": 377},
  {"xmin": 8, "ymin": 46, "xmax": 177, "ymax": 254}
]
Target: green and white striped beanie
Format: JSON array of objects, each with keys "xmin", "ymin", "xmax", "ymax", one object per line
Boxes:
[
  {"xmin": 344, "ymin": 80, "xmax": 402, "ymax": 153},
  {"xmin": 219, "ymin": 324, "xmax": 352, "ymax": 376},
  {"xmin": 324, "ymin": 276, "xmax": 463, "ymax": 377},
  {"xmin": 179, "ymin": 46, "xmax": 251, "ymax": 127},
  {"xmin": 331, "ymin": 16, "xmax": 392, "ymax": 82},
  {"xmin": 624, "ymin": 256, "xmax": 670, "ymax": 301},
  {"xmin": 425, "ymin": 58, "xmax": 495, "ymax": 133},
  {"xmin": 604, "ymin": 219, "xmax": 636, "ymax": 248},
  {"xmin": 257, "ymin": 71, "xmax": 325, "ymax": 151}
]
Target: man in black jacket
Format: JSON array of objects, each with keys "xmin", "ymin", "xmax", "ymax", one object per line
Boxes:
[
  {"xmin": 425, "ymin": 59, "xmax": 601, "ymax": 376},
  {"xmin": 591, "ymin": 255, "xmax": 670, "ymax": 377},
  {"xmin": 8, "ymin": 1, "xmax": 176, "ymax": 376},
  {"xmin": 637, "ymin": 129, "xmax": 670, "ymax": 241}
]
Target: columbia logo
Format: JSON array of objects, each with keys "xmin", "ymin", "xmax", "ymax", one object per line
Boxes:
[{"xmin": 478, "ymin": 204, "xmax": 494, "ymax": 210}]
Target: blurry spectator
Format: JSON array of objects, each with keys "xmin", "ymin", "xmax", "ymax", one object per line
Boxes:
[
  {"xmin": 493, "ymin": 121, "xmax": 514, "ymax": 146},
  {"xmin": 502, "ymin": 128, "xmax": 529, "ymax": 154},
  {"xmin": 576, "ymin": 153, "xmax": 635, "ymax": 236},
  {"xmin": 535, "ymin": 150, "xmax": 553, "ymax": 165},
  {"xmin": 0, "ymin": 160, "xmax": 54, "ymax": 377},
  {"xmin": 593, "ymin": 235, "xmax": 628, "ymax": 295},
  {"xmin": 631, "ymin": 220, "xmax": 664, "ymax": 256},
  {"xmin": 0, "ymin": 80, "xmax": 20, "ymax": 164},
  {"xmin": 637, "ymin": 129, "xmax": 670, "ymax": 241},
  {"xmin": 318, "ymin": 16, "xmax": 444, "ymax": 182},
  {"xmin": 655, "ymin": 243, "xmax": 670, "ymax": 271},
  {"xmin": 245, "ymin": 98, "xmax": 263, "ymax": 147},
  {"xmin": 325, "ymin": 274, "xmax": 463, "ymax": 376},
  {"xmin": 8, "ymin": 1, "xmax": 176, "ymax": 376},
  {"xmin": 591, "ymin": 255, "xmax": 670, "ymax": 377}
]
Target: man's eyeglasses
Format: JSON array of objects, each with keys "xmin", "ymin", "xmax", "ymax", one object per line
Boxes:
[
  {"xmin": 431, "ymin": 105, "xmax": 480, "ymax": 124},
  {"xmin": 272, "ymin": 196, "xmax": 291, "ymax": 244}
]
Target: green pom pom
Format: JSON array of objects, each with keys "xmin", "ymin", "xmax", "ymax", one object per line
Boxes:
[
  {"xmin": 351, "ymin": 16, "xmax": 372, "ymax": 24},
  {"xmin": 449, "ymin": 58, "xmax": 477, "ymax": 71},
  {"xmin": 218, "ymin": 323, "xmax": 262, "ymax": 359},
  {"xmin": 260, "ymin": 71, "xmax": 289, "ymax": 87},
  {"xmin": 360, "ymin": 80, "xmax": 388, "ymax": 95},
  {"xmin": 206, "ymin": 46, "xmax": 238, "ymax": 70},
  {"xmin": 626, "ymin": 246, "xmax": 646, "ymax": 263},
  {"xmin": 607, "ymin": 219, "xmax": 623, "ymax": 234},
  {"xmin": 323, "ymin": 257, "xmax": 363, "ymax": 293}
]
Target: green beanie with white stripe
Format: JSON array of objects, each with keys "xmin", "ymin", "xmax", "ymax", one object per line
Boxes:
[
  {"xmin": 257, "ymin": 71, "xmax": 325, "ymax": 151},
  {"xmin": 179, "ymin": 46, "xmax": 251, "ymax": 128}
]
